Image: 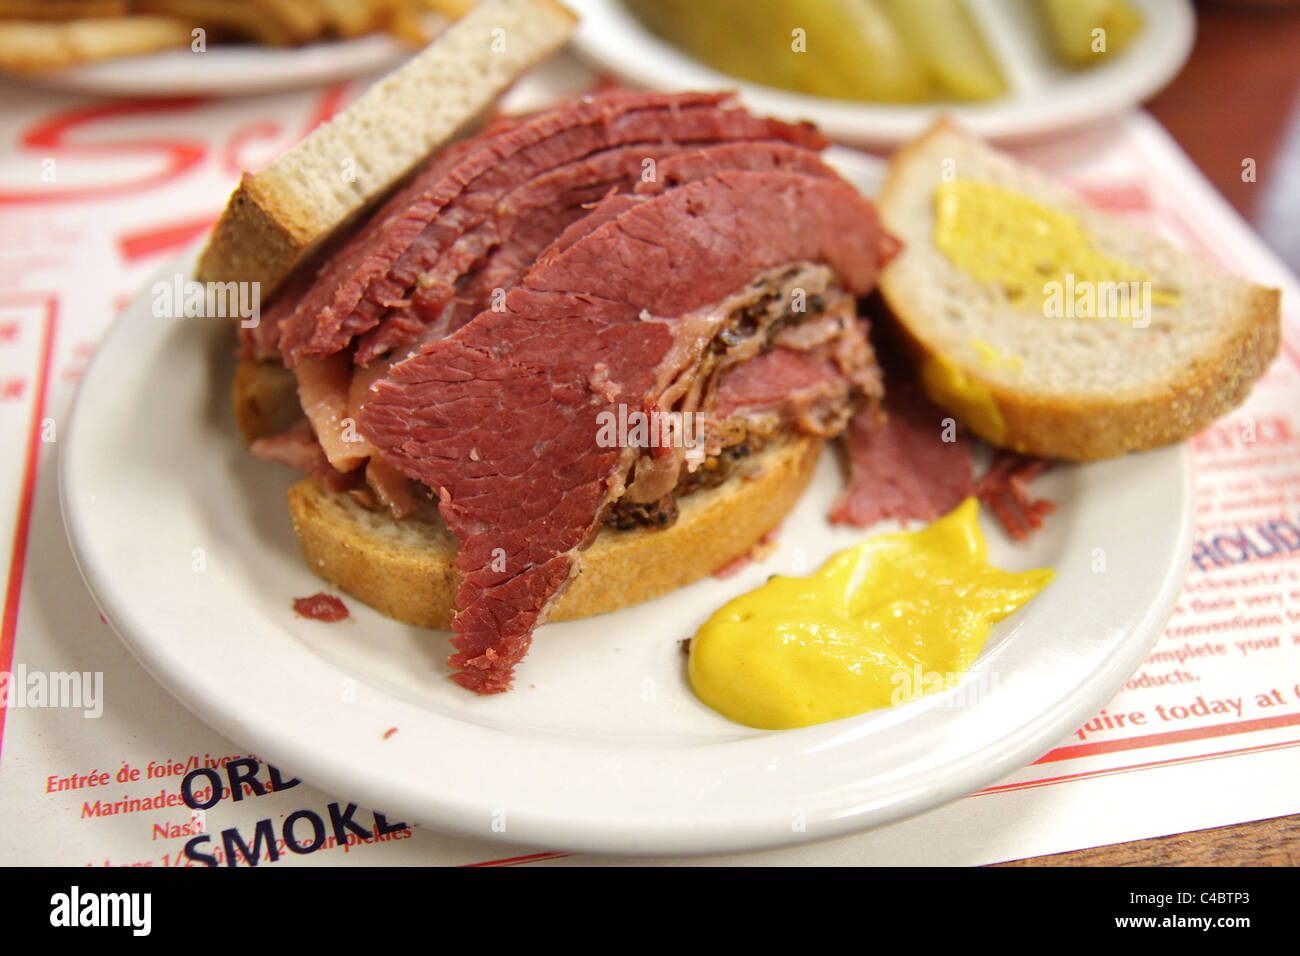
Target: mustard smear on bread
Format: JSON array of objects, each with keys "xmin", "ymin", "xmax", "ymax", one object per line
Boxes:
[
  {"xmin": 920, "ymin": 351, "xmax": 1007, "ymax": 445},
  {"xmin": 969, "ymin": 338, "xmax": 1022, "ymax": 374},
  {"xmin": 687, "ymin": 498, "xmax": 1052, "ymax": 729},
  {"xmin": 933, "ymin": 180, "xmax": 1178, "ymax": 316}
]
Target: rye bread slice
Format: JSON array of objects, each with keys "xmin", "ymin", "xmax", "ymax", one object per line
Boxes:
[
  {"xmin": 876, "ymin": 121, "xmax": 1281, "ymax": 462},
  {"xmin": 233, "ymin": 357, "xmax": 820, "ymax": 628},
  {"xmin": 196, "ymin": 0, "xmax": 576, "ymax": 296}
]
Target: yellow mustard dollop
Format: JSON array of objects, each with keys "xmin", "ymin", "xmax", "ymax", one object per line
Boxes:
[
  {"xmin": 687, "ymin": 498, "xmax": 1053, "ymax": 730},
  {"xmin": 933, "ymin": 180, "xmax": 1177, "ymax": 316}
]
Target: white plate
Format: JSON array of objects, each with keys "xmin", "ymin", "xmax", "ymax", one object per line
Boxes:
[
  {"xmin": 566, "ymin": 0, "xmax": 1195, "ymax": 145},
  {"xmin": 60, "ymin": 154, "xmax": 1193, "ymax": 856},
  {"xmin": 16, "ymin": 33, "xmax": 420, "ymax": 98}
]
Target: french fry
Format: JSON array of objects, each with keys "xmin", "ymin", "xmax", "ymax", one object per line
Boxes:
[
  {"xmin": 0, "ymin": 0, "xmax": 470, "ymax": 74},
  {"xmin": 0, "ymin": 15, "xmax": 190, "ymax": 72},
  {"xmin": 135, "ymin": 0, "xmax": 295, "ymax": 46},
  {"xmin": 420, "ymin": 0, "xmax": 475, "ymax": 18},
  {"xmin": 388, "ymin": 0, "xmax": 474, "ymax": 44},
  {"xmin": 247, "ymin": 0, "xmax": 330, "ymax": 44},
  {"xmin": 315, "ymin": 0, "xmax": 394, "ymax": 38},
  {"xmin": 386, "ymin": 5, "xmax": 433, "ymax": 45},
  {"xmin": 880, "ymin": 0, "xmax": 1006, "ymax": 101},
  {"xmin": 0, "ymin": 1, "xmax": 127, "ymax": 19}
]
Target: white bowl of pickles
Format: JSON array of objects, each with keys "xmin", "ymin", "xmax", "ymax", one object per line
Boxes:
[{"xmin": 566, "ymin": 0, "xmax": 1195, "ymax": 145}]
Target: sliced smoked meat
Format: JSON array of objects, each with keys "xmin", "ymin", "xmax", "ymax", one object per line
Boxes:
[
  {"xmin": 711, "ymin": 347, "xmax": 853, "ymax": 436},
  {"xmin": 272, "ymin": 90, "xmax": 827, "ymax": 367},
  {"xmin": 357, "ymin": 141, "xmax": 682, "ymax": 365},
  {"xmin": 635, "ymin": 140, "xmax": 840, "ymax": 195},
  {"xmin": 975, "ymin": 452, "xmax": 1056, "ymax": 540},
  {"xmin": 831, "ymin": 377, "xmax": 973, "ymax": 528},
  {"xmin": 397, "ymin": 141, "xmax": 847, "ymax": 360},
  {"xmin": 360, "ymin": 170, "xmax": 896, "ymax": 693},
  {"xmin": 353, "ymin": 140, "xmax": 837, "ymax": 366},
  {"xmin": 245, "ymin": 135, "xmax": 483, "ymax": 363}
]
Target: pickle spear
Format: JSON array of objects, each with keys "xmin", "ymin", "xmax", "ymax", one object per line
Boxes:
[
  {"xmin": 625, "ymin": 0, "xmax": 932, "ymax": 103},
  {"xmin": 1041, "ymin": 0, "xmax": 1143, "ymax": 65},
  {"xmin": 880, "ymin": 0, "xmax": 1006, "ymax": 101}
]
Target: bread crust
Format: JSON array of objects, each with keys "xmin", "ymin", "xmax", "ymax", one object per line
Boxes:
[
  {"xmin": 215, "ymin": 2, "xmax": 826, "ymax": 639},
  {"xmin": 287, "ymin": 435, "xmax": 823, "ymax": 630},
  {"xmin": 198, "ymin": 173, "xmax": 317, "ymax": 296},
  {"xmin": 196, "ymin": 0, "xmax": 577, "ymax": 294},
  {"xmin": 881, "ymin": 278, "xmax": 1281, "ymax": 462},
  {"xmin": 233, "ymin": 356, "xmax": 300, "ymax": 445},
  {"xmin": 877, "ymin": 120, "xmax": 1282, "ymax": 462},
  {"xmin": 236, "ymin": 359, "xmax": 823, "ymax": 629}
]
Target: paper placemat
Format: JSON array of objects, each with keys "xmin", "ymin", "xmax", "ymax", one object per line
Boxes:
[{"xmin": 1, "ymin": 61, "xmax": 1297, "ymax": 866}]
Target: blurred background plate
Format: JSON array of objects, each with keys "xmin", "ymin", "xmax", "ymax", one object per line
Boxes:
[
  {"xmin": 16, "ymin": 33, "xmax": 417, "ymax": 98},
  {"xmin": 567, "ymin": 0, "xmax": 1196, "ymax": 145}
]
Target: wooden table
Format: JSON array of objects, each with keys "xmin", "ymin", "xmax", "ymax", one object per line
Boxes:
[
  {"xmin": 1146, "ymin": 0, "xmax": 1300, "ymax": 274},
  {"xmin": 1005, "ymin": 0, "xmax": 1300, "ymax": 866}
]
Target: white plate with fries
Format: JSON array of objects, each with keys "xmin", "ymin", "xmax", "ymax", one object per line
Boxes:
[
  {"xmin": 0, "ymin": 0, "xmax": 463, "ymax": 97},
  {"xmin": 566, "ymin": 0, "xmax": 1195, "ymax": 145}
]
